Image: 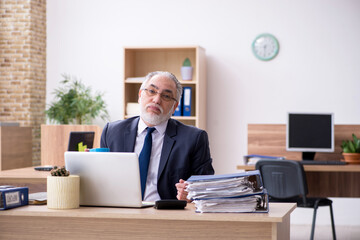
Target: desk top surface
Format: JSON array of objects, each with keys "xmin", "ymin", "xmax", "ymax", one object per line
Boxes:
[
  {"xmin": 0, "ymin": 203, "xmax": 296, "ymax": 223},
  {"xmin": 3, "ymin": 163, "xmax": 360, "ymax": 181},
  {"xmin": 237, "ymin": 164, "xmax": 360, "ymax": 172},
  {"xmin": 0, "ymin": 167, "xmax": 50, "ymax": 179}
]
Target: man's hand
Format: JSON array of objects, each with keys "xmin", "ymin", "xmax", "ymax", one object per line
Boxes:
[{"xmin": 175, "ymin": 179, "xmax": 191, "ymax": 202}]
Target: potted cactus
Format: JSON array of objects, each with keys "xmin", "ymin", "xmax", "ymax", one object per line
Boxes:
[
  {"xmin": 341, "ymin": 133, "xmax": 360, "ymax": 164},
  {"xmin": 47, "ymin": 166, "xmax": 80, "ymax": 209},
  {"xmin": 180, "ymin": 57, "xmax": 193, "ymax": 80}
]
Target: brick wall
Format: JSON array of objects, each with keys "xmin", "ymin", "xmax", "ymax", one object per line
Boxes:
[{"xmin": 0, "ymin": 0, "xmax": 46, "ymax": 166}]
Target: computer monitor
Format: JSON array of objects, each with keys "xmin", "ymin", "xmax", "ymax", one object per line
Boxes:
[
  {"xmin": 67, "ymin": 131, "xmax": 95, "ymax": 151},
  {"xmin": 286, "ymin": 113, "xmax": 334, "ymax": 160}
]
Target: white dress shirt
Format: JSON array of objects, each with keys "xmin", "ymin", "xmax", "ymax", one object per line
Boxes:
[{"xmin": 134, "ymin": 118, "xmax": 168, "ymax": 201}]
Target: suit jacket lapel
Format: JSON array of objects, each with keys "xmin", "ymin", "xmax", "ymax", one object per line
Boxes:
[
  {"xmin": 158, "ymin": 119, "xmax": 176, "ymax": 179},
  {"xmin": 123, "ymin": 117, "xmax": 139, "ymax": 152}
]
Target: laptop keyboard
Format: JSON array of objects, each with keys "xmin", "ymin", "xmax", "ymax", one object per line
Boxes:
[{"xmin": 299, "ymin": 160, "xmax": 347, "ymax": 165}]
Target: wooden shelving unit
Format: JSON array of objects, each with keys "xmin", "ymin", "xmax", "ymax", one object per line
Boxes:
[{"xmin": 123, "ymin": 46, "xmax": 207, "ymax": 130}]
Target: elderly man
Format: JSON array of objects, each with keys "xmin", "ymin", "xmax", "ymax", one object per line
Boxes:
[{"xmin": 100, "ymin": 71, "xmax": 214, "ymax": 201}]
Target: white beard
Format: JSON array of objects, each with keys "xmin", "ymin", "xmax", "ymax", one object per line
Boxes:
[{"xmin": 140, "ymin": 102, "xmax": 175, "ymax": 126}]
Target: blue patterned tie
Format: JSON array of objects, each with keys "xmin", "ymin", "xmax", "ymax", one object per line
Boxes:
[{"xmin": 139, "ymin": 127, "xmax": 155, "ymax": 199}]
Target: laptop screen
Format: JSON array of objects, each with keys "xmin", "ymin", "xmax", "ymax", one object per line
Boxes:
[
  {"xmin": 67, "ymin": 131, "xmax": 95, "ymax": 151},
  {"xmin": 64, "ymin": 152, "xmax": 152, "ymax": 208}
]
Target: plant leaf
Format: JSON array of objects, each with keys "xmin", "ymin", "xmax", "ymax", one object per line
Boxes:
[
  {"xmin": 353, "ymin": 134, "xmax": 360, "ymax": 153},
  {"xmin": 349, "ymin": 141, "xmax": 356, "ymax": 153},
  {"xmin": 182, "ymin": 58, "xmax": 191, "ymax": 67}
]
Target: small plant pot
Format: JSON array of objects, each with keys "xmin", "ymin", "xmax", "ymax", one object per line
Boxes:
[
  {"xmin": 181, "ymin": 66, "xmax": 193, "ymax": 81},
  {"xmin": 342, "ymin": 153, "xmax": 360, "ymax": 164},
  {"xmin": 47, "ymin": 175, "xmax": 80, "ymax": 209}
]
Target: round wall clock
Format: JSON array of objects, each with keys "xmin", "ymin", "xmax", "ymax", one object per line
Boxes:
[{"xmin": 252, "ymin": 33, "xmax": 279, "ymax": 61}]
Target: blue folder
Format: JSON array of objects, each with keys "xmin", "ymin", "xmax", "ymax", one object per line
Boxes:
[
  {"xmin": 173, "ymin": 96, "xmax": 182, "ymax": 116},
  {"xmin": 182, "ymin": 87, "xmax": 192, "ymax": 116},
  {"xmin": 0, "ymin": 186, "xmax": 28, "ymax": 210}
]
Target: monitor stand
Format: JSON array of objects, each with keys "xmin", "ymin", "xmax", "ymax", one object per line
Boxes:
[{"xmin": 302, "ymin": 152, "xmax": 315, "ymax": 160}]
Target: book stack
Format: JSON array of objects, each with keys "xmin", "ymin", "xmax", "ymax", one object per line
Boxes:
[{"xmin": 186, "ymin": 170, "xmax": 268, "ymax": 213}]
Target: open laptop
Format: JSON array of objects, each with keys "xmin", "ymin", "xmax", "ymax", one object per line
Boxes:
[
  {"xmin": 67, "ymin": 131, "xmax": 95, "ymax": 151},
  {"xmin": 64, "ymin": 151, "xmax": 154, "ymax": 208}
]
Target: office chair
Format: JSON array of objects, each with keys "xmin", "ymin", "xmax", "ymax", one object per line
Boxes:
[{"xmin": 255, "ymin": 159, "xmax": 336, "ymax": 240}]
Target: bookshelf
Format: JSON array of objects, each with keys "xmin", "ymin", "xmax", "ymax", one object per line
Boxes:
[{"xmin": 123, "ymin": 46, "xmax": 207, "ymax": 130}]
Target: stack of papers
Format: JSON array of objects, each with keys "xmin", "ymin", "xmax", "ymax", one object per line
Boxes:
[
  {"xmin": 186, "ymin": 171, "xmax": 269, "ymax": 213},
  {"xmin": 193, "ymin": 195, "xmax": 267, "ymax": 213},
  {"xmin": 28, "ymin": 192, "xmax": 47, "ymax": 205},
  {"xmin": 243, "ymin": 155, "xmax": 285, "ymax": 165}
]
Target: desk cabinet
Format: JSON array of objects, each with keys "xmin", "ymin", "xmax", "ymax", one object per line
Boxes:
[{"xmin": 41, "ymin": 125, "xmax": 102, "ymax": 167}]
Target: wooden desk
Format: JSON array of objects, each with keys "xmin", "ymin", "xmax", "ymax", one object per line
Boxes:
[
  {"xmin": 2, "ymin": 164, "xmax": 360, "ymax": 198},
  {"xmin": 246, "ymin": 124, "xmax": 360, "ymax": 198},
  {"xmin": 0, "ymin": 167, "xmax": 48, "ymax": 193},
  {"xmin": 0, "ymin": 203, "xmax": 296, "ymax": 240},
  {"xmin": 0, "ymin": 126, "xmax": 32, "ymax": 170},
  {"xmin": 237, "ymin": 164, "xmax": 360, "ymax": 197}
]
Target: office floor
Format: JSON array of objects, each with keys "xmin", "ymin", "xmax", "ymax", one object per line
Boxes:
[{"xmin": 291, "ymin": 225, "xmax": 360, "ymax": 240}]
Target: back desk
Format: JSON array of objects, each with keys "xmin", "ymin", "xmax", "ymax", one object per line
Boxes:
[
  {"xmin": 237, "ymin": 164, "xmax": 360, "ymax": 197},
  {"xmin": 240, "ymin": 124, "xmax": 360, "ymax": 198},
  {"xmin": 0, "ymin": 167, "xmax": 48, "ymax": 193}
]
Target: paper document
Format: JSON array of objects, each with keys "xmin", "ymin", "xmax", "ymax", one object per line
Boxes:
[
  {"xmin": 29, "ymin": 192, "xmax": 47, "ymax": 205},
  {"xmin": 193, "ymin": 191, "xmax": 269, "ymax": 213}
]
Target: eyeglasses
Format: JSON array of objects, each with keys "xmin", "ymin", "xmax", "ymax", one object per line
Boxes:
[{"xmin": 142, "ymin": 88, "xmax": 177, "ymax": 102}]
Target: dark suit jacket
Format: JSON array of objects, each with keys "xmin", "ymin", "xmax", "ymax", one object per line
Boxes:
[{"xmin": 100, "ymin": 116, "xmax": 214, "ymax": 199}]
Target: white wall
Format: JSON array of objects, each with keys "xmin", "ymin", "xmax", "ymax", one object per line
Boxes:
[{"xmin": 47, "ymin": 0, "xmax": 360, "ymax": 225}]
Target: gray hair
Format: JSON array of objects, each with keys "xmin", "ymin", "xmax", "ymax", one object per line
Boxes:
[{"xmin": 140, "ymin": 71, "xmax": 183, "ymax": 102}]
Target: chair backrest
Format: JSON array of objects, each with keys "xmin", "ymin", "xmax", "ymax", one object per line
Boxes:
[{"xmin": 255, "ymin": 160, "xmax": 308, "ymax": 200}]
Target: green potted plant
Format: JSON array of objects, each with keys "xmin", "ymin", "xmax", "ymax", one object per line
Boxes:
[
  {"xmin": 41, "ymin": 74, "xmax": 108, "ymax": 167},
  {"xmin": 45, "ymin": 73, "xmax": 109, "ymax": 124},
  {"xmin": 341, "ymin": 133, "xmax": 360, "ymax": 164},
  {"xmin": 47, "ymin": 166, "xmax": 80, "ymax": 209},
  {"xmin": 180, "ymin": 57, "xmax": 193, "ymax": 80}
]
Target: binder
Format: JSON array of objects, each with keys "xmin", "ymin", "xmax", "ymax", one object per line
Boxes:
[
  {"xmin": 173, "ymin": 96, "xmax": 182, "ymax": 116},
  {"xmin": 186, "ymin": 170, "xmax": 263, "ymax": 191},
  {"xmin": 182, "ymin": 87, "xmax": 192, "ymax": 116},
  {"xmin": 0, "ymin": 186, "xmax": 28, "ymax": 210},
  {"xmin": 192, "ymin": 189, "xmax": 269, "ymax": 213},
  {"xmin": 186, "ymin": 171, "xmax": 268, "ymax": 213}
]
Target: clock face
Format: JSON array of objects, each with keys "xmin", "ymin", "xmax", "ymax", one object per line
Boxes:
[{"xmin": 252, "ymin": 34, "xmax": 279, "ymax": 61}]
